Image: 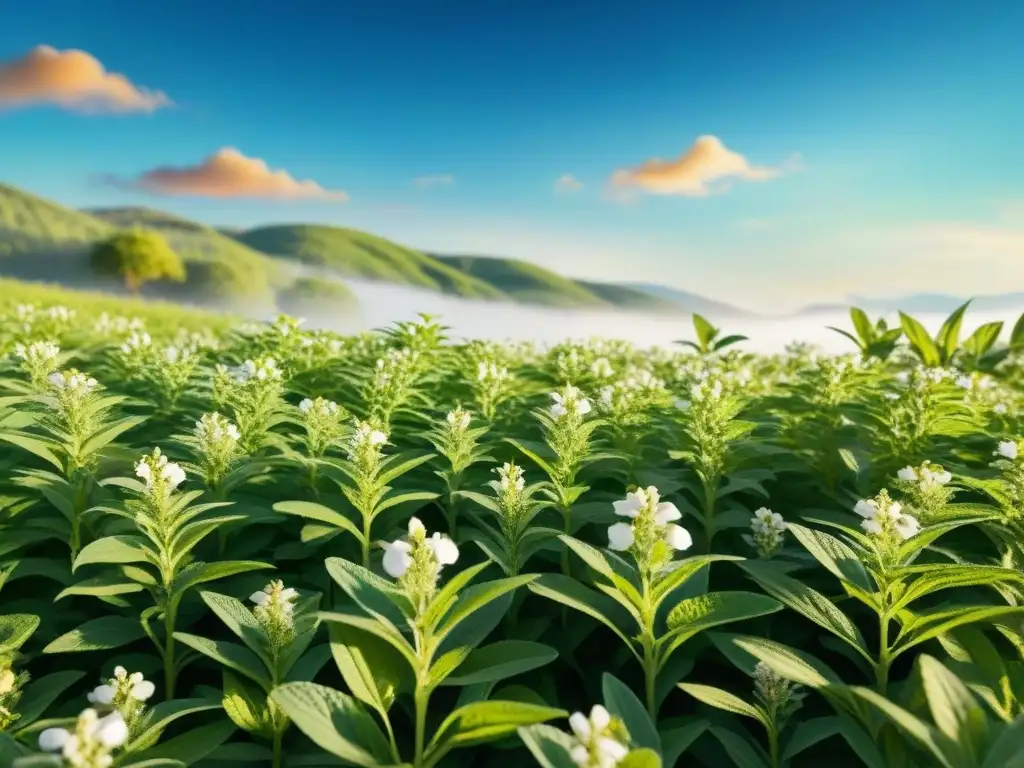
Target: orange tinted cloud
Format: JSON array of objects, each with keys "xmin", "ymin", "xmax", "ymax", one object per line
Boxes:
[
  {"xmin": 122, "ymin": 148, "xmax": 348, "ymax": 201},
  {"xmin": 611, "ymin": 135, "xmax": 791, "ymax": 197},
  {"xmin": 0, "ymin": 45, "xmax": 170, "ymax": 113}
]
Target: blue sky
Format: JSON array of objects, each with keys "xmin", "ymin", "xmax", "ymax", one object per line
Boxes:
[{"xmin": 1, "ymin": 0, "xmax": 1021, "ymax": 311}]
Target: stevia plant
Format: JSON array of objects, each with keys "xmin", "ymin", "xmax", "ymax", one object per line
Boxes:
[
  {"xmin": 531, "ymin": 486, "xmax": 782, "ymax": 719},
  {"xmin": 508, "ymin": 384, "xmax": 609, "ymax": 575},
  {"xmin": 425, "ymin": 407, "xmax": 493, "ymax": 535},
  {"xmin": 52, "ymin": 448, "xmax": 272, "ymax": 699},
  {"xmin": 173, "ymin": 582, "xmax": 329, "ymax": 767},
  {"xmin": 0, "ymin": 368, "xmax": 146, "ymax": 562},
  {"xmin": 274, "ymin": 419, "xmax": 438, "ymax": 568},
  {"xmin": 272, "ymin": 518, "xmax": 564, "ymax": 768}
]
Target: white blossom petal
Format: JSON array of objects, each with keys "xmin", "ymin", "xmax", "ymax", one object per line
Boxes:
[{"xmin": 607, "ymin": 522, "xmax": 635, "ymax": 551}]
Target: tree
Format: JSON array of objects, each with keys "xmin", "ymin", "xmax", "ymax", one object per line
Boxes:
[{"xmin": 90, "ymin": 228, "xmax": 186, "ymax": 293}]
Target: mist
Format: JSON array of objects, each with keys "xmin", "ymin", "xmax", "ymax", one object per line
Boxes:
[{"xmin": 289, "ymin": 280, "xmax": 1024, "ymax": 354}]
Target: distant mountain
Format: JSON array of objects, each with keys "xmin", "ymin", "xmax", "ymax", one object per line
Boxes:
[{"xmin": 621, "ymin": 282, "xmax": 750, "ymax": 317}]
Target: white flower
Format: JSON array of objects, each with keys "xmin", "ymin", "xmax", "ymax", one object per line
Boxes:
[
  {"xmin": 956, "ymin": 375, "xmax": 973, "ymax": 389},
  {"xmin": 998, "ymin": 440, "xmax": 1018, "ymax": 460},
  {"xmin": 160, "ymin": 461, "xmax": 186, "ymax": 489},
  {"xmin": 382, "ymin": 540, "xmax": 413, "ymax": 578},
  {"xmin": 664, "ymin": 524, "xmax": 693, "ymax": 551},
  {"xmin": 897, "ymin": 466, "xmax": 917, "ymax": 482},
  {"xmin": 995, "ymin": 403, "xmax": 1008, "ymax": 415},
  {"xmin": 894, "ymin": 515, "xmax": 921, "ymax": 539},
  {"xmin": 94, "ymin": 711, "xmax": 129, "ymax": 748},
  {"xmin": 446, "ymin": 410, "xmax": 472, "ymax": 430},
  {"xmin": 568, "ymin": 705, "xmax": 629, "ymax": 768},
  {"xmin": 612, "ymin": 489, "xmax": 648, "ymax": 518},
  {"xmin": 408, "ymin": 517, "xmax": 426, "ymax": 537},
  {"xmin": 569, "ymin": 705, "xmax": 610, "ymax": 741},
  {"xmin": 130, "ymin": 676, "xmax": 155, "ymax": 701},
  {"xmin": 654, "ymin": 501, "xmax": 681, "ymax": 525},
  {"xmin": 854, "ymin": 499, "xmax": 878, "ymax": 518},
  {"xmin": 135, "ymin": 461, "xmax": 152, "ymax": 484},
  {"xmin": 38, "ymin": 727, "xmax": 71, "ymax": 751},
  {"xmin": 751, "ymin": 508, "xmax": 787, "ymax": 534},
  {"xmin": 607, "ymin": 522, "xmax": 635, "ymax": 551},
  {"xmin": 427, "ymin": 532, "xmax": 460, "ymax": 566},
  {"xmin": 299, "ymin": 398, "xmax": 314, "ymax": 413},
  {"xmin": 497, "ymin": 462, "xmax": 526, "ymax": 492},
  {"xmin": 87, "ymin": 684, "xmax": 116, "ymax": 705}
]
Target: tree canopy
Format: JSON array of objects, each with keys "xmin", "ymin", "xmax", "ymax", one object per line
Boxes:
[{"xmin": 90, "ymin": 228, "xmax": 186, "ymax": 293}]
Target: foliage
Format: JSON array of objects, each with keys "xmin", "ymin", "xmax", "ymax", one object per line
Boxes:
[
  {"xmin": 89, "ymin": 229, "xmax": 186, "ymax": 293},
  {"xmin": 0, "ymin": 292, "xmax": 1021, "ymax": 767}
]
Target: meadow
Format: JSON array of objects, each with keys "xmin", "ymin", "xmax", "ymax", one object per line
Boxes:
[{"xmin": 0, "ymin": 284, "xmax": 1022, "ymax": 768}]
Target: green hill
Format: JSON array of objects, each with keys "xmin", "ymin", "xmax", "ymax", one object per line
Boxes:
[
  {"xmin": 573, "ymin": 279, "xmax": 680, "ymax": 312},
  {"xmin": 231, "ymin": 225, "xmax": 505, "ymax": 301},
  {"xmin": 88, "ymin": 207, "xmax": 284, "ymax": 299},
  {"xmin": 430, "ymin": 254, "xmax": 607, "ymax": 308},
  {"xmin": 0, "ymin": 184, "xmax": 113, "ymax": 257}
]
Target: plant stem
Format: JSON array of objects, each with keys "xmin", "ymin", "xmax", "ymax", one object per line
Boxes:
[
  {"xmin": 768, "ymin": 727, "xmax": 780, "ymax": 768},
  {"xmin": 163, "ymin": 607, "xmax": 177, "ymax": 699},
  {"xmin": 702, "ymin": 479, "xmax": 718, "ymax": 553},
  {"xmin": 641, "ymin": 577, "xmax": 658, "ymax": 719},
  {"xmin": 414, "ymin": 687, "xmax": 429, "ymax": 768},
  {"xmin": 876, "ymin": 610, "xmax": 890, "ymax": 695},
  {"xmin": 272, "ymin": 728, "xmax": 283, "ymax": 768}
]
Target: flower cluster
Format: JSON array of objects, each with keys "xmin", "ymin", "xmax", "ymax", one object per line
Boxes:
[
  {"xmin": 608, "ymin": 486, "xmax": 692, "ymax": 571},
  {"xmin": 135, "ymin": 448, "xmax": 187, "ymax": 497},
  {"xmin": 250, "ymin": 580, "xmax": 300, "ymax": 648},
  {"xmin": 298, "ymin": 397, "xmax": 346, "ymax": 458},
  {"xmin": 549, "ymin": 385, "xmax": 592, "ymax": 420},
  {"xmin": 192, "ymin": 413, "xmax": 241, "ymax": 486},
  {"xmin": 855, "ymin": 490, "xmax": 920, "ymax": 541},
  {"xmin": 346, "ymin": 420, "xmax": 388, "ymax": 472},
  {"xmin": 748, "ymin": 507, "xmax": 787, "ymax": 558},
  {"xmin": 233, "ymin": 357, "xmax": 282, "ymax": 384},
  {"xmin": 93, "ymin": 313, "xmax": 144, "ymax": 336},
  {"xmin": 381, "ymin": 517, "xmax": 459, "ymax": 611},
  {"xmin": 14, "ymin": 339, "xmax": 61, "ymax": 385},
  {"xmin": 86, "ymin": 666, "xmax": 155, "ymax": 734},
  {"xmin": 48, "ymin": 370, "xmax": 99, "ymax": 395},
  {"xmin": 38, "ymin": 708, "xmax": 129, "ymax": 768},
  {"xmin": 753, "ymin": 661, "xmax": 804, "ymax": 727},
  {"xmin": 992, "ymin": 439, "xmax": 1024, "ymax": 522},
  {"xmin": 445, "ymin": 407, "xmax": 472, "ymax": 432},
  {"xmin": 567, "ymin": 705, "xmax": 630, "ymax": 768},
  {"xmin": 894, "ymin": 460, "xmax": 955, "ymax": 523}
]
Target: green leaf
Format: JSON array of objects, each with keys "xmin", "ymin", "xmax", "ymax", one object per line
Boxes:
[
  {"xmin": 198, "ymin": 591, "xmax": 269, "ymax": 662},
  {"xmin": 678, "ymin": 682, "xmax": 765, "ymax": 723},
  {"xmin": 518, "ymin": 724, "xmax": 579, "ymax": 768},
  {"xmin": 0, "ymin": 613, "xmax": 39, "ymax": 652},
  {"xmin": 661, "ymin": 592, "xmax": 782, "ymax": 666},
  {"xmin": 528, "ymin": 574, "xmax": 638, "ymax": 659},
  {"xmin": 442, "ymin": 640, "xmax": 558, "ymax": 686},
  {"xmin": 936, "ymin": 300, "xmax": 971, "ymax": 361},
  {"xmin": 896, "ymin": 606, "xmax": 1024, "ymax": 657},
  {"xmin": 850, "ymin": 307, "xmax": 874, "ymax": 343},
  {"xmin": 981, "ymin": 717, "xmax": 1024, "ymax": 768},
  {"xmin": 738, "ymin": 561, "xmax": 869, "ymax": 657},
  {"xmin": 273, "ymin": 500, "xmax": 362, "ymax": 540},
  {"xmin": 318, "ymin": 609, "xmax": 417, "ymax": 668},
  {"xmin": 787, "ymin": 524, "xmax": 872, "ymax": 592},
  {"xmin": 130, "ymin": 721, "xmax": 236, "ymax": 766},
  {"xmin": 851, "ymin": 685, "xmax": 962, "ymax": 768},
  {"xmin": 603, "ymin": 673, "xmax": 660, "ymax": 751},
  {"xmin": 73, "ymin": 535, "xmax": 154, "ymax": 572},
  {"xmin": 43, "ymin": 616, "xmax": 146, "ymax": 653},
  {"xmin": 781, "ymin": 717, "xmax": 841, "ymax": 760},
  {"xmin": 327, "ymin": 621, "xmax": 411, "ymax": 716},
  {"xmin": 732, "ymin": 636, "xmax": 841, "ymax": 689},
  {"xmin": 708, "ymin": 727, "xmax": 771, "ymax": 768},
  {"xmin": 269, "ymin": 682, "xmax": 393, "ymax": 768},
  {"xmin": 374, "ymin": 490, "xmax": 439, "ymax": 515},
  {"xmin": 618, "ymin": 748, "xmax": 663, "ymax": 768},
  {"xmin": 659, "ymin": 719, "xmax": 708, "ymax": 767},
  {"xmin": 918, "ymin": 654, "xmax": 989, "ymax": 759},
  {"xmin": 128, "ymin": 698, "xmax": 222, "ymax": 753},
  {"xmin": 428, "ymin": 700, "xmax": 566, "ymax": 756},
  {"xmin": 0, "ymin": 432, "xmax": 63, "ymax": 471},
  {"xmin": 81, "ymin": 415, "xmax": 146, "ymax": 457},
  {"xmin": 435, "ymin": 574, "xmax": 537, "ymax": 640},
  {"xmin": 171, "ymin": 560, "xmax": 273, "ymax": 595},
  {"xmin": 14, "ymin": 671, "xmax": 85, "ymax": 726},
  {"xmin": 900, "ymin": 311, "xmax": 941, "ymax": 365},
  {"xmin": 221, "ymin": 670, "xmax": 272, "ymax": 736},
  {"xmin": 172, "ymin": 633, "xmax": 272, "ymax": 689},
  {"xmin": 56, "ymin": 575, "xmax": 145, "ymax": 601}
]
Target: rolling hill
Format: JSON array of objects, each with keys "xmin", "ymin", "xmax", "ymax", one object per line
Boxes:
[
  {"xmin": 0, "ymin": 182, "xmax": 740, "ymax": 316},
  {"xmin": 230, "ymin": 225, "xmax": 505, "ymax": 301}
]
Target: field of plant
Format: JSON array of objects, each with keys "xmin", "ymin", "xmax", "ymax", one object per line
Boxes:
[{"xmin": 0, "ymin": 295, "xmax": 1023, "ymax": 768}]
